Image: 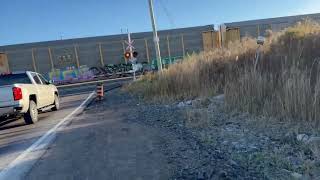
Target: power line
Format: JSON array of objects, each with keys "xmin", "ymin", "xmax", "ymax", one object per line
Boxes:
[{"xmin": 158, "ymin": 0, "xmax": 176, "ymax": 28}]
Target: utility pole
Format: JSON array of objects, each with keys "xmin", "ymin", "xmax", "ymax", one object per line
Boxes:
[{"xmin": 148, "ymin": 0, "xmax": 162, "ymax": 71}]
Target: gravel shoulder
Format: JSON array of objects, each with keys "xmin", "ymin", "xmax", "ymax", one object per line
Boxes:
[
  {"xmin": 26, "ymin": 89, "xmax": 320, "ymax": 180},
  {"xmin": 128, "ymin": 94, "xmax": 320, "ymax": 180}
]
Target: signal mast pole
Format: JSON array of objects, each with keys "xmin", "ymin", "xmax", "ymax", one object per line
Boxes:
[
  {"xmin": 127, "ymin": 31, "xmax": 134, "ymax": 61},
  {"xmin": 126, "ymin": 31, "xmax": 136, "ymax": 80},
  {"xmin": 148, "ymin": 0, "xmax": 162, "ymax": 71}
]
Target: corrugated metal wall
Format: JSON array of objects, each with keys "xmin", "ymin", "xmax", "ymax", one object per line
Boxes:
[
  {"xmin": 226, "ymin": 29, "xmax": 240, "ymax": 44},
  {"xmin": 202, "ymin": 31, "xmax": 221, "ymax": 51},
  {"xmin": 0, "ymin": 25, "xmax": 213, "ymax": 74},
  {"xmin": 224, "ymin": 13, "xmax": 320, "ymax": 41}
]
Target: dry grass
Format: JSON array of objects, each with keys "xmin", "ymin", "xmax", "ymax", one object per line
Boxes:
[
  {"xmin": 127, "ymin": 19, "xmax": 320, "ymax": 124},
  {"xmin": 127, "ymin": 38, "xmax": 258, "ymax": 101},
  {"xmin": 225, "ymin": 20, "xmax": 320, "ymax": 125}
]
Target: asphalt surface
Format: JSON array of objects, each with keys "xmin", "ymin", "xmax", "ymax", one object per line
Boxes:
[
  {"xmin": 25, "ymin": 89, "xmax": 171, "ymax": 180},
  {"xmin": 0, "ymin": 79, "xmax": 127, "ymax": 177}
]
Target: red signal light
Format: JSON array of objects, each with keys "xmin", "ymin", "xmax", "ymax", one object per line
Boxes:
[{"xmin": 124, "ymin": 52, "xmax": 131, "ymax": 60}]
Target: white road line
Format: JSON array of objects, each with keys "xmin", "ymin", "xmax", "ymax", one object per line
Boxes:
[{"xmin": 0, "ymin": 91, "xmax": 95, "ymax": 180}]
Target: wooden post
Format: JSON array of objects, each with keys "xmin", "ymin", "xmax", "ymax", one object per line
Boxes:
[
  {"xmin": 145, "ymin": 39, "xmax": 150, "ymax": 64},
  {"xmin": 257, "ymin": 25, "xmax": 260, "ymax": 37},
  {"xmin": 48, "ymin": 47, "xmax": 54, "ymax": 70},
  {"xmin": 74, "ymin": 45, "xmax": 80, "ymax": 68},
  {"xmin": 181, "ymin": 34, "xmax": 185, "ymax": 57},
  {"xmin": 0, "ymin": 52, "xmax": 10, "ymax": 72},
  {"xmin": 167, "ymin": 35, "xmax": 171, "ymax": 60},
  {"xmin": 31, "ymin": 48, "xmax": 37, "ymax": 72},
  {"xmin": 98, "ymin": 43, "xmax": 105, "ymax": 66}
]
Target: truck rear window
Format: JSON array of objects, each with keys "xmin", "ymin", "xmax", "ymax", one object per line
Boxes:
[{"xmin": 0, "ymin": 73, "xmax": 32, "ymax": 86}]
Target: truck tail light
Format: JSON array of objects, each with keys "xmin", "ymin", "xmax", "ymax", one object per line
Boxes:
[{"xmin": 13, "ymin": 87, "xmax": 23, "ymax": 101}]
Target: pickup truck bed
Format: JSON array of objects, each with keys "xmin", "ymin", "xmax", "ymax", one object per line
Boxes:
[
  {"xmin": 0, "ymin": 84, "xmax": 24, "ymax": 117},
  {"xmin": 0, "ymin": 71, "xmax": 60, "ymax": 124}
]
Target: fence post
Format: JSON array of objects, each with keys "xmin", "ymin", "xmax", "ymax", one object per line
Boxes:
[
  {"xmin": 48, "ymin": 47, "xmax": 54, "ymax": 70},
  {"xmin": 99, "ymin": 43, "xmax": 105, "ymax": 66},
  {"xmin": 167, "ymin": 35, "xmax": 171, "ymax": 62},
  {"xmin": 181, "ymin": 34, "xmax": 185, "ymax": 57},
  {"xmin": 74, "ymin": 45, "xmax": 80, "ymax": 68},
  {"xmin": 145, "ymin": 38, "xmax": 150, "ymax": 64},
  {"xmin": 31, "ymin": 48, "xmax": 37, "ymax": 72}
]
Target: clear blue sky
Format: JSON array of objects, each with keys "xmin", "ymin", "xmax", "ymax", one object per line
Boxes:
[{"xmin": 1, "ymin": 0, "xmax": 320, "ymax": 46}]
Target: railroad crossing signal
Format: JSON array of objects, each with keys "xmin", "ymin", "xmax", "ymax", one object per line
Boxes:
[
  {"xmin": 124, "ymin": 51, "xmax": 138, "ymax": 61},
  {"xmin": 125, "ymin": 31, "xmax": 138, "ymax": 81},
  {"xmin": 125, "ymin": 40, "xmax": 135, "ymax": 51}
]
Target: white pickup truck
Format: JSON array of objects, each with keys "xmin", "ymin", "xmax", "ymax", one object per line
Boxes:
[{"xmin": 0, "ymin": 71, "xmax": 60, "ymax": 124}]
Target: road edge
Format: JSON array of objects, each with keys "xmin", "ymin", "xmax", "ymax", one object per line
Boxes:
[{"xmin": 0, "ymin": 91, "xmax": 96, "ymax": 180}]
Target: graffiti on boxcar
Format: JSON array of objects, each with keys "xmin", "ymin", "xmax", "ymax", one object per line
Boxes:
[{"xmin": 48, "ymin": 66, "xmax": 94, "ymax": 84}]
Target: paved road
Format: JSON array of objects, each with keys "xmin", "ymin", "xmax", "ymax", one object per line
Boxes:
[
  {"xmin": 0, "ymin": 79, "xmax": 127, "ymax": 177},
  {"xmin": 0, "ymin": 85, "xmax": 94, "ymax": 172},
  {"xmin": 25, "ymin": 88, "xmax": 171, "ymax": 180}
]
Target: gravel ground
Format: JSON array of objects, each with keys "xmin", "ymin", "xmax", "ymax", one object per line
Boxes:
[
  {"xmin": 27, "ymin": 88, "xmax": 320, "ymax": 180},
  {"xmin": 126, "ymin": 92, "xmax": 320, "ymax": 180}
]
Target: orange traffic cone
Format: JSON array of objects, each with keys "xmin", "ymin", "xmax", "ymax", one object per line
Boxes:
[{"xmin": 96, "ymin": 83, "xmax": 104, "ymax": 100}]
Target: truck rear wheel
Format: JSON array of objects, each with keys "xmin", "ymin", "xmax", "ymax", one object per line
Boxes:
[{"xmin": 24, "ymin": 100, "xmax": 38, "ymax": 124}]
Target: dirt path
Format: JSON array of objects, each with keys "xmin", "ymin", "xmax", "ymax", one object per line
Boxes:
[{"xmin": 25, "ymin": 90, "xmax": 172, "ymax": 180}]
